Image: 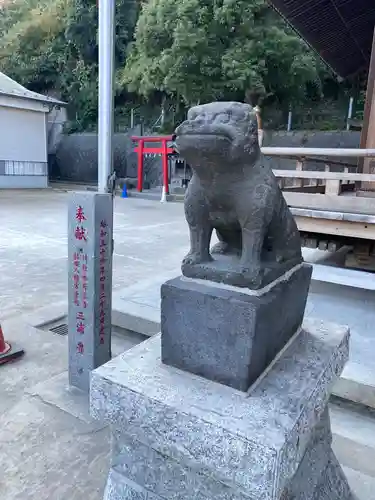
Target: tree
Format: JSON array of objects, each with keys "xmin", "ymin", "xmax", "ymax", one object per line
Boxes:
[
  {"xmin": 123, "ymin": 0, "xmax": 321, "ymax": 108},
  {"xmin": 0, "ymin": 0, "xmax": 69, "ymax": 91},
  {"xmin": 0, "ymin": 0, "xmax": 140, "ymax": 131}
]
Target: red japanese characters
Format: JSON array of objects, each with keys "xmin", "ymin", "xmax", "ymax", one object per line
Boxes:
[{"xmin": 72, "ymin": 205, "xmax": 89, "ymax": 356}]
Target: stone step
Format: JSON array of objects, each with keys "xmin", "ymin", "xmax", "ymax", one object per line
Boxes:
[
  {"xmin": 331, "ymin": 400, "xmax": 375, "ymax": 499},
  {"xmin": 343, "ymin": 467, "xmax": 375, "ymax": 500}
]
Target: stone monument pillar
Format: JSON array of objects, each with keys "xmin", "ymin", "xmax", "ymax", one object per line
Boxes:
[{"xmin": 90, "ymin": 102, "xmax": 354, "ymax": 500}]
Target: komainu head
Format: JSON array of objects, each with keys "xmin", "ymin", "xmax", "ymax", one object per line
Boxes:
[{"xmin": 174, "ymin": 102, "xmax": 260, "ymax": 168}]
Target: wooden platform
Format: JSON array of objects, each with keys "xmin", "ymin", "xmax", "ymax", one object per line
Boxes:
[{"xmin": 272, "ymin": 162, "xmax": 375, "ymax": 270}]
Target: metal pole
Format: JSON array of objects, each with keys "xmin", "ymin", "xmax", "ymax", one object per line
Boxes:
[
  {"xmin": 287, "ymin": 110, "xmax": 292, "ymax": 132},
  {"xmin": 98, "ymin": 0, "xmax": 115, "ymax": 193},
  {"xmin": 346, "ymin": 97, "xmax": 354, "ymax": 131}
]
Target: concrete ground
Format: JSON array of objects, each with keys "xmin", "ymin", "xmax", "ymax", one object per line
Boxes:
[
  {"xmin": 0, "ymin": 187, "xmax": 357, "ymax": 321},
  {"xmin": 1, "ymin": 188, "xmax": 375, "ymax": 498},
  {"xmin": 1, "ymin": 312, "xmax": 375, "ymax": 499},
  {"xmin": 0, "ymin": 188, "xmax": 188, "ymax": 321},
  {"xmin": 0, "ymin": 313, "xmax": 146, "ymax": 500},
  {"xmin": 1, "ymin": 187, "xmax": 375, "ymax": 404}
]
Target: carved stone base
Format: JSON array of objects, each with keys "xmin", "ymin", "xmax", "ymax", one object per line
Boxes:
[
  {"xmin": 90, "ymin": 319, "xmax": 353, "ymax": 500},
  {"xmin": 280, "ymin": 409, "xmax": 353, "ymax": 500},
  {"xmin": 181, "ymin": 253, "xmax": 303, "ymax": 289},
  {"xmin": 161, "ymin": 263, "xmax": 312, "ymax": 391}
]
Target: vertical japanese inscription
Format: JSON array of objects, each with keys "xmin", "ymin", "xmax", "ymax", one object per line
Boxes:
[
  {"xmin": 99, "ymin": 220, "xmax": 108, "ymax": 345},
  {"xmin": 68, "ymin": 192, "xmax": 113, "ymax": 392},
  {"xmin": 72, "ymin": 205, "xmax": 88, "ymax": 358}
]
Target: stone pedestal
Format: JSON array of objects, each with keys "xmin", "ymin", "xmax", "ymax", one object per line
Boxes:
[
  {"xmin": 90, "ymin": 318, "xmax": 354, "ymax": 500},
  {"xmin": 161, "ymin": 264, "xmax": 312, "ymax": 391}
]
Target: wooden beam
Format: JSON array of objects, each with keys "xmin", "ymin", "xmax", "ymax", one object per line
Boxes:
[
  {"xmin": 359, "ymin": 27, "xmax": 375, "ymax": 191},
  {"xmin": 273, "ymin": 170, "xmax": 375, "ymax": 181},
  {"xmin": 290, "ymin": 207, "xmax": 375, "ymax": 224},
  {"xmin": 271, "ymin": 156, "xmax": 357, "ymax": 168},
  {"xmin": 262, "ymin": 147, "xmax": 375, "ymax": 157},
  {"xmin": 295, "ymin": 215, "xmax": 375, "ymax": 240},
  {"xmin": 283, "ymin": 192, "xmax": 375, "ymax": 216}
]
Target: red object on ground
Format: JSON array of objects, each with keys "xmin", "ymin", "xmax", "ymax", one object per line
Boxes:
[
  {"xmin": 132, "ymin": 135, "xmax": 174, "ymax": 193},
  {"xmin": 0, "ymin": 323, "xmax": 24, "ymax": 365}
]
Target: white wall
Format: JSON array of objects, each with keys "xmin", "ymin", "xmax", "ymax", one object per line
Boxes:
[
  {"xmin": 0, "ymin": 94, "xmax": 48, "ymax": 113},
  {"xmin": 0, "ymin": 175, "xmax": 48, "ymax": 188},
  {"xmin": 0, "ymin": 105, "xmax": 47, "ymax": 162}
]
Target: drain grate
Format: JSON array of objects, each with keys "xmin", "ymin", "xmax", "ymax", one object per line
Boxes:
[{"xmin": 49, "ymin": 323, "xmax": 68, "ymax": 336}]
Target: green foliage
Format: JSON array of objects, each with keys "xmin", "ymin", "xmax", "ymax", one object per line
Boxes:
[
  {"xmin": 353, "ymin": 90, "xmax": 366, "ymax": 121},
  {"xmin": 0, "ymin": 0, "xmax": 140, "ymax": 131},
  {"xmin": 123, "ymin": 0, "xmax": 321, "ymax": 108},
  {"xmin": 0, "ymin": 0, "xmax": 68, "ymax": 90},
  {"xmin": 0, "ymin": 0, "xmax": 360, "ymax": 131}
]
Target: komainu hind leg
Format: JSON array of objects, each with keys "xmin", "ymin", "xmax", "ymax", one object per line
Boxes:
[{"xmin": 211, "ymin": 229, "xmax": 242, "ymax": 255}]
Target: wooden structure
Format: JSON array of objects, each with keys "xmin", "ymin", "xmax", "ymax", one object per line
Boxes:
[
  {"xmin": 360, "ymin": 30, "xmax": 375, "ymax": 190},
  {"xmin": 262, "ymin": 147, "xmax": 375, "ymax": 269},
  {"xmin": 265, "ymin": 0, "xmax": 375, "ymax": 269}
]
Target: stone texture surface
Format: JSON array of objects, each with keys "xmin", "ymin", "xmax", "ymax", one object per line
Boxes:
[
  {"xmin": 161, "ymin": 264, "xmax": 312, "ymax": 391},
  {"xmin": 91, "ymin": 318, "xmax": 352, "ymax": 500},
  {"xmin": 182, "ymin": 253, "xmax": 303, "ymax": 289},
  {"xmin": 313, "ymin": 451, "xmax": 354, "ymax": 500},
  {"xmin": 175, "ymin": 101, "xmax": 302, "ymax": 289}
]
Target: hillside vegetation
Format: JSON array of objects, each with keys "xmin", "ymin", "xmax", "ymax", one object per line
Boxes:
[{"xmin": 0, "ymin": 0, "xmax": 364, "ymax": 132}]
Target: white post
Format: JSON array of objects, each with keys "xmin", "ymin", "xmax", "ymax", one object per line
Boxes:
[
  {"xmin": 287, "ymin": 109, "xmax": 292, "ymax": 132},
  {"xmin": 346, "ymin": 97, "xmax": 354, "ymax": 131},
  {"xmin": 98, "ymin": 0, "xmax": 115, "ymax": 193},
  {"xmin": 161, "ymin": 98, "xmax": 166, "ymax": 127},
  {"xmin": 130, "ymin": 108, "xmax": 135, "ymax": 129}
]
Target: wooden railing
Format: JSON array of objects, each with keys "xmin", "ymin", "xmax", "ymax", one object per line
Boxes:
[
  {"xmin": 274, "ymin": 170, "xmax": 375, "ymax": 195},
  {"xmin": 261, "ymin": 147, "xmax": 375, "ymax": 158},
  {"xmin": 260, "ymin": 147, "xmax": 375, "ymax": 215}
]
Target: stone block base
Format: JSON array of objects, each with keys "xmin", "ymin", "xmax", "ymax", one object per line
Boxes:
[
  {"xmin": 161, "ymin": 263, "xmax": 312, "ymax": 391},
  {"xmin": 91, "ymin": 318, "xmax": 354, "ymax": 500}
]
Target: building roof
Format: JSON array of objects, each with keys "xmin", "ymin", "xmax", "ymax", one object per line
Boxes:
[
  {"xmin": 0, "ymin": 71, "xmax": 66, "ymax": 107},
  {"xmin": 268, "ymin": 0, "xmax": 375, "ymax": 78}
]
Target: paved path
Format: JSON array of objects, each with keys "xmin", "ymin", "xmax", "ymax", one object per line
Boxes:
[
  {"xmin": 2, "ymin": 189, "xmax": 375, "ymax": 407},
  {"xmin": 0, "ymin": 189, "xmax": 188, "ymax": 320},
  {"xmin": 1, "ymin": 189, "xmax": 375, "ymax": 498},
  {"xmin": 0, "ymin": 188, "xmax": 364, "ymax": 319},
  {"xmin": 1, "ymin": 311, "xmax": 375, "ymax": 499}
]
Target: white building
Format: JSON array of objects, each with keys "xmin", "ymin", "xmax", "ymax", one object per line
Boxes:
[{"xmin": 0, "ymin": 72, "xmax": 65, "ymax": 188}]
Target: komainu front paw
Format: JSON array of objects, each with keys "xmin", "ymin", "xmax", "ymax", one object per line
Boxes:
[
  {"xmin": 240, "ymin": 266, "xmax": 263, "ymax": 289},
  {"xmin": 182, "ymin": 252, "xmax": 212, "ymax": 265}
]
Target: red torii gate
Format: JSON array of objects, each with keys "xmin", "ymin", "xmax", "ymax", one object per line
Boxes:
[{"xmin": 132, "ymin": 135, "xmax": 175, "ymax": 194}]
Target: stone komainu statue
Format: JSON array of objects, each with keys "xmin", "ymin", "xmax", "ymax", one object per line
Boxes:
[{"xmin": 174, "ymin": 101, "xmax": 302, "ymax": 289}]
